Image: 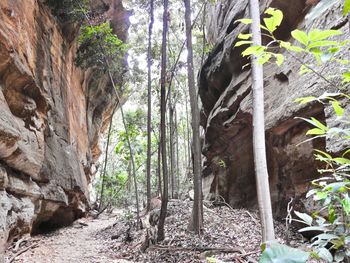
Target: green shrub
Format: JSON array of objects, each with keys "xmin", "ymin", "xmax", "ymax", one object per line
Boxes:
[
  {"xmin": 45, "ymin": 0, "xmax": 89, "ymax": 23},
  {"xmin": 75, "ymin": 22, "xmax": 127, "ymax": 73},
  {"xmin": 295, "ymin": 93, "xmax": 350, "ymax": 262}
]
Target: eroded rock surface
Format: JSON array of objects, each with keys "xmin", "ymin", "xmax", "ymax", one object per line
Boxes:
[
  {"xmin": 0, "ymin": 0, "xmax": 129, "ymax": 248},
  {"xmin": 200, "ymin": 0, "xmax": 348, "ymax": 215}
]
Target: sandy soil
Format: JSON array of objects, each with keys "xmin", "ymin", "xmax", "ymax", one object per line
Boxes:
[
  {"xmin": 5, "ymin": 200, "xmax": 321, "ymax": 263},
  {"xmin": 5, "ymin": 214, "xmax": 130, "ymax": 263}
]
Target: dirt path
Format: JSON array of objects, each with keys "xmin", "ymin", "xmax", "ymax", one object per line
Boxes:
[{"xmin": 5, "ymin": 215, "xmax": 128, "ymax": 263}]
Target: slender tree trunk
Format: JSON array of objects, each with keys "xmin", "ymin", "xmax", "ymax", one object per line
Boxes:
[
  {"xmin": 175, "ymin": 107, "xmax": 180, "ymax": 198},
  {"xmin": 249, "ymin": 0, "xmax": 275, "ymax": 242},
  {"xmin": 184, "ymin": 93, "xmax": 191, "ymax": 171},
  {"xmin": 146, "ymin": 0, "xmax": 154, "ymax": 212},
  {"xmin": 157, "ymin": 140, "xmax": 162, "ymax": 197},
  {"xmin": 98, "ymin": 104, "xmax": 118, "ymax": 211},
  {"xmin": 157, "ymin": 0, "xmax": 169, "ymax": 242},
  {"xmin": 169, "ymin": 99, "xmax": 175, "ymax": 199},
  {"xmin": 200, "ymin": 3, "xmax": 207, "ymax": 67},
  {"xmin": 184, "ymin": 0, "xmax": 203, "ymax": 234}
]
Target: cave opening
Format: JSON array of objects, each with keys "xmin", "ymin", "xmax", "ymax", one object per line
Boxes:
[
  {"xmin": 31, "ymin": 206, "xmax": 79, "ymax": 235},
  {"xmin": 31, "ymin": 220, "xmax": 63, "ymax": 235}
]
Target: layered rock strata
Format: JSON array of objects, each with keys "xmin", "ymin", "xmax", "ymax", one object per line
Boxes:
[
  {"xmin": 0, "ymin": 0, "xmax": 129, "ymax": 249},
  {"xmin": 200, "ymin": 0, "xmax": 348, "ymax": 215}
]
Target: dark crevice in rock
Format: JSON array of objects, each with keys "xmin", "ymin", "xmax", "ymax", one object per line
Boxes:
[
  {"xmin": 331, "ymin": 18, "xmax": 349, "ymax": 30},
  {"xmin": 274, "ymin": 72, "xmax": 289, "ymax": 83}
]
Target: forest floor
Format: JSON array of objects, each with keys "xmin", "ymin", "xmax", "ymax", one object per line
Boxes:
[{"xmin": 5, "ymin": 199, "xmax": 318, "ymax": 263}]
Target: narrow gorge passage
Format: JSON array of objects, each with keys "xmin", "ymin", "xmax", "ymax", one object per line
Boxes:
[
  {"xmin": 4, "ymin": 201, "xmax": 308, "ymax": 263},
  {"xmin": 5, "ymin": 214, "xmax": 126, "ymax": 263}
]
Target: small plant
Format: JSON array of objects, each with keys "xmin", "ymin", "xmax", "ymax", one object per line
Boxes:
[
  {"xmin": 294, "ymin": 93, "xmax": 350, "ymax": 262},
  {"xmin": 217, "ymin": 159, "xmax": 226, "ymax": 168},
  {"xmin": 259, "ymin": 241, "xmax": 310, "ymax": 263},
  {"xmin": 45, "ymin": 0, "xmax": 89, "ymax": 23},
  {"xmin": 236, "ymin": 4, "xmax": 350, "ymax": 262},
  {"xmin": 75, "ymin": 22, "xmax": 127, "ymax": 74}
]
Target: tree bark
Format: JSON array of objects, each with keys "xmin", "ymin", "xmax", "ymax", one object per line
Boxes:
[
  {"xmin": 249, "ymin": 0, "xmax": 275, "ymax": 242},
  {"xmin": 157, "ymin": 0, "xmax": 169, "ymax": 242},
  {"xmin": 169, "ymin": 99, "xmax": 175, "ymax": 199},
  {"xmin": 98, "ymin": 104, "xmax": 118, "ymax": 211},
  {"xmin": 146, "ymin": 0, "xmax": 154, "ymax": 212},
  {"xmin": 157, "ymin": 140, "xmax": 162, "ymax": 197},
  {"xmin": 184, "ymin": 0, "xmax": 203, "ymax": 234},
  {"xmin": 175, "ymin": 107, "xmax": 180, "ymax": 199}
]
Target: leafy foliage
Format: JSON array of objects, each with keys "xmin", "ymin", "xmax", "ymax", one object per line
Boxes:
[
  {"xmin": 235, "ymin": 7, "xmax": 350, "ymax": 86},
  {"xmin": 45, "ymin": 0, "xmax": 89, "ymax": 23},
  {"xmin": 237, "ymin": 5, "xmax": 350, "ymax": 263},
  {"xmin": 75, "ymin": 22, "xmax": 127, "ymax": 73},
  {"xmin": 259, "ymin": 242, "xmax": 309, "ymax": 263},
  {"xmin": 294, "ymin": 94, "xmax": 350, "ymax": 262}
]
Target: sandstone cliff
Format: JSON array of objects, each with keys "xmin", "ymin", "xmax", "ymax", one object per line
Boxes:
[
  {"xmin": 200, "ymin": 0, "xmax": 348, "ymax": 215},
  {"xmin": 0, "ymin": 0, "xmax": 129, "ymax": 248}
]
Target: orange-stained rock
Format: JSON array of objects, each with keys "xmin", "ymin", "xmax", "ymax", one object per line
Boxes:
[{"xmin": 0, "ymin": 0, "xmax": 129, "ymax": 247}]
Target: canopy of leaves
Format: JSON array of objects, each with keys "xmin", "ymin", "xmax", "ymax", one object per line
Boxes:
[
  {"xmin": 45, "ymin": 0, "xmax": 89, "ymax": 23},
  {"xmin": 75, "ymin": 22, "xmax": 127, "ymax": 73}
]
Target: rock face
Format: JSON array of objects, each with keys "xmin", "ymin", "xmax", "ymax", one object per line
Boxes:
[
  {"xmin": 200, "ymin": 0, "xmax": 348, "ymax": 215},
  {"xmin": 0, "ymin": 0, "xmax": 129, "ymax": 248}
]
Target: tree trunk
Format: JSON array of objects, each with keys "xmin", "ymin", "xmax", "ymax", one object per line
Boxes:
[
  {"xmin": 175, "ymin": 107, "xmax": 179, "ymax": 199},
  {"xmin": 184, "ymin": 0, "xmax": 203, "ymax": 234},
  {"xmin": 184, "ymin": 91, "xmax": 191, "ymax": 171},
  {"xmin": 157, "ymin": 140, "xmax": 162, "ymax": 197},
  {"xmin": 169, "ymin": 99, "xmax": 175, "ymax": 199},
  {"xmin": 98, "ymin": 104, "xmax": 118, "ymax": 211},
  {"xmin": 157, "ymin": 0, "xmax": 169, "ymax": 242},
  {"xmin": 249, "ymin": 0, "xmax": 275, "ymax": 242},
  {"xmin": 146, "ymin": 0, "xmax": 154, "ymax": 212}
]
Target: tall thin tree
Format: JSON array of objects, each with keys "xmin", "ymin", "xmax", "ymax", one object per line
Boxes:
[
  {"xmin": 169, "ymin": 99, "xmax": 175, "ymax": 199},
  {"xmin": 249, "ymin": 0, "xmax": 275, "ymax": 242},
  {"xmin": 157, "ymin": 0, "xmax": 169, "ymax": 241},
  {"xmin": 184, "ymin": 0, "xmax": 203, "ymax": 234},
  {"xmin": 146, "ymin": 0, "xmax": 154, "ymax": 212}
]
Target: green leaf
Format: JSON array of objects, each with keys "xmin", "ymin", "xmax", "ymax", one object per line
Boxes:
[
  {"xmin": 263, "ymin": 8, "xmax": 283, "ymax": 33},
  {"xmin": 307, "ymin": 40, "xmax": 338, "ymax": 50},
  {"xmin": 315, "ymin": 192, "xmax": 328, "ymax": 200},
  {"xmin": 306, "ymin": 128, "xmax": 325, "ymax": 135},
  {"xmin": 315, "ymin": 247, "xmax": 333, "ymax": 263},
  {"xmin": 344, "ymin": 0, "xmax": 350, "ymax": 15},
  {"xmin": 275, "ymin": 54, "xmax": 284, "ymax": 66},
  {"xmin": 291, "ymin": 30, "xmax": 309, "ymax": 46},
  {"xmin": 259, "ymin": 243, "xmax": 309, "ymax": 263},
  {"xmin": 308, "ymin": 29, "xmax": 342, "ymax": 42},
  {"xmin": 342, "ymin": 148, "xmax": 350, "ymax": 157},
  {"xmin": 314, "ymin": 149, "xmax": 332, "ymax": 159},
  {"xmin": 342, "ymin": 72, "xmax": 350, "ymax": 83},
  {"xmin": 312, "ymin": 233, "xmax": 339, "ymax": 243},
  {"xmin": 258, "ymin": 53, "xmax": 272, "ymax": 65},
  {"xmin": 310, "ymin": 117, "xmax": 328, "ymax": 131},
  {"xmin": 341, "ymin": 196, "xmax": 350, "ymax": 215},
  {"xmin": 333, "ymin": 157, "xmax": 350, "ymax": 165},
  {"xmin": 235, "ymin": 40, "xmax": 253, "ymax": 47},
  {"xmin": 237, "ymin": 33, "xmax": 252, "ymax": 40},
  {"xmin": 331, "ymin": 101, "xmax": 344, "ymax": 117},
  {"xmin": 280, "ymin": 41, "xmax": 305, "ymax": 52},
  {"xmin": 299, "ymin": 226, "xmax": 326, "ymax": 232},
  {"xmin": 236, "ymin": 18, "xmax": 252, "ymax": 25},
  {"xmin": 294, "ymin": 96, "xmax": 317, "ymax": 104},
  {"xmin": 294, "ymin": 211, "xmax": 313, "ymax": 226},
  {"xmin": 242, "ymin": 46, "xmax": 265, "ymax": 57}
]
